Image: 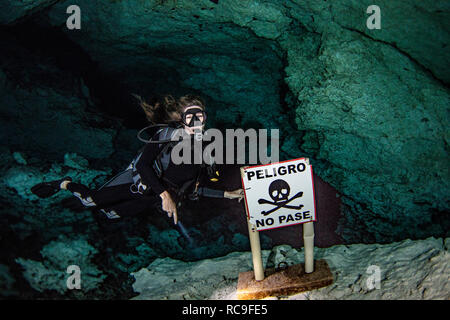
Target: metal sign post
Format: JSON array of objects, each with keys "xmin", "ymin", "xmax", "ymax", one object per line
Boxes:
[
  {"xmin": 240, "ymin": 166, "xmax": 265, "ymax": 281},
  {"xmin": 247, "ymin": 220, "xmax": 265, "ymax": 281},
  {"xmin": 303, "ymin": 221, "xmax": 314, "ymax": 273},
  {"xmin": 303, "ymin": 158, "xmax": 314, "ymax": 273}
]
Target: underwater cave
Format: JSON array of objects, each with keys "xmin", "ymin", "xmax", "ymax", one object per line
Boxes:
[{"xmin": 0, "ymin": 1, "xmax": 448, "ymax": 300}]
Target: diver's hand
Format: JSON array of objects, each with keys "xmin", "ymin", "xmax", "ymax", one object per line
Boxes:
[
  {"xmin": 159, "ymin": 191, "xmax": 178, "ymax": 224},
  {"xmin": 224, "ymin": 189, "xmax": 244, "ymax": 202}
]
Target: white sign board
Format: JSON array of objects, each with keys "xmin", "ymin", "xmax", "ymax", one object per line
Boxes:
[{"xmin": 241, "ymin": 158, "xmax": 316, "ymax": 231}]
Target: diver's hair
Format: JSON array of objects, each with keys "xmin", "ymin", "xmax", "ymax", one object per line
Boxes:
[
  {"xmin": 178, "ymin": 94, "xmax": 206, "ymax": 113},
  {"xmin": 133, "ymin": 93, "xmax": 179, "ymax": 124},
  {"xmin": 133, "ymin": 93, "xmax": 205, "ymax": 124}
]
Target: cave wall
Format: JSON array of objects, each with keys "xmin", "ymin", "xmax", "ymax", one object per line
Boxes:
[
  {"xmin": 0, "ymin": 0, "xmax": 449, "ymax": 298},
  {"xmin": 39, "ymin": 0, "xmax": 449, "ymax": 241},
  {"xmin": 45, "ymin": 0, "xmax": 288, "ymax": 132},
  {"xmin": 280, "ymin": 1, "xmax": 450, "ymax": 242}
]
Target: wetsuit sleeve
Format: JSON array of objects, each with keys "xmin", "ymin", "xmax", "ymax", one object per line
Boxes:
[
  {"xmin": 135, "ymin": 143, "xmax": 166, "ymax": 195},
  {"xmin": 197, "ymin": 187, "xmax": 224, "ymax": 198}
]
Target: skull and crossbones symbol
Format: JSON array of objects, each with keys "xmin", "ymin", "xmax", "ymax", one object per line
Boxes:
[{"xmin": 257, "ymin": 179, "xmax": 304, "ymax": 216}]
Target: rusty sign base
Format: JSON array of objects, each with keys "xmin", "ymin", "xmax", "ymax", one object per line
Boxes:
[{"xmin": 236, "ymin": 259, "xmax": 333, "ymax": 300}]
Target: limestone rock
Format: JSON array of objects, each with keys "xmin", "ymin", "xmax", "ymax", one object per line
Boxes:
[
  {"xmin": 15, "ymin": 236, "xmax": 106, "ymax": 294},
  {"xmin": 131, "ymin": 237, "xmax": 449, "ymax": 300},
  {"xmin": 0, "ymin": 264, "xmax": 17, "ymax": 296},
  {"xmin": 0, "ymin": 0, "xmax": 57, "ymax": 25}
]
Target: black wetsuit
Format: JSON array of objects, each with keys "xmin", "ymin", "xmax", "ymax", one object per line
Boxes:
[{"xmin": 65, "ymin": 134, "xmax": 223, "ymax": 219}]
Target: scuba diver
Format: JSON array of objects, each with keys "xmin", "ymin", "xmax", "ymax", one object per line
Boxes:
[{"xmin": 30, "ymin": 94, "xmax": 244, "ymax": 225}]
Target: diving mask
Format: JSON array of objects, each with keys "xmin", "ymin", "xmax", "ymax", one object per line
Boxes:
[{"xmin": 182, "ymin": 107, "xmax": 207, "ymax": 128}]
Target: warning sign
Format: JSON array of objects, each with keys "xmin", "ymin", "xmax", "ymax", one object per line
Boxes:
[{"xmin": 241, "ymin": 158, "xmax": 316, "ymax": 231}]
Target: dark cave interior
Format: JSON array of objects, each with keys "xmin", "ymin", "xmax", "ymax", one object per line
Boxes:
[{"xmin": 0, "ymin": 1, "xmax": 448, "ymax": 299}]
